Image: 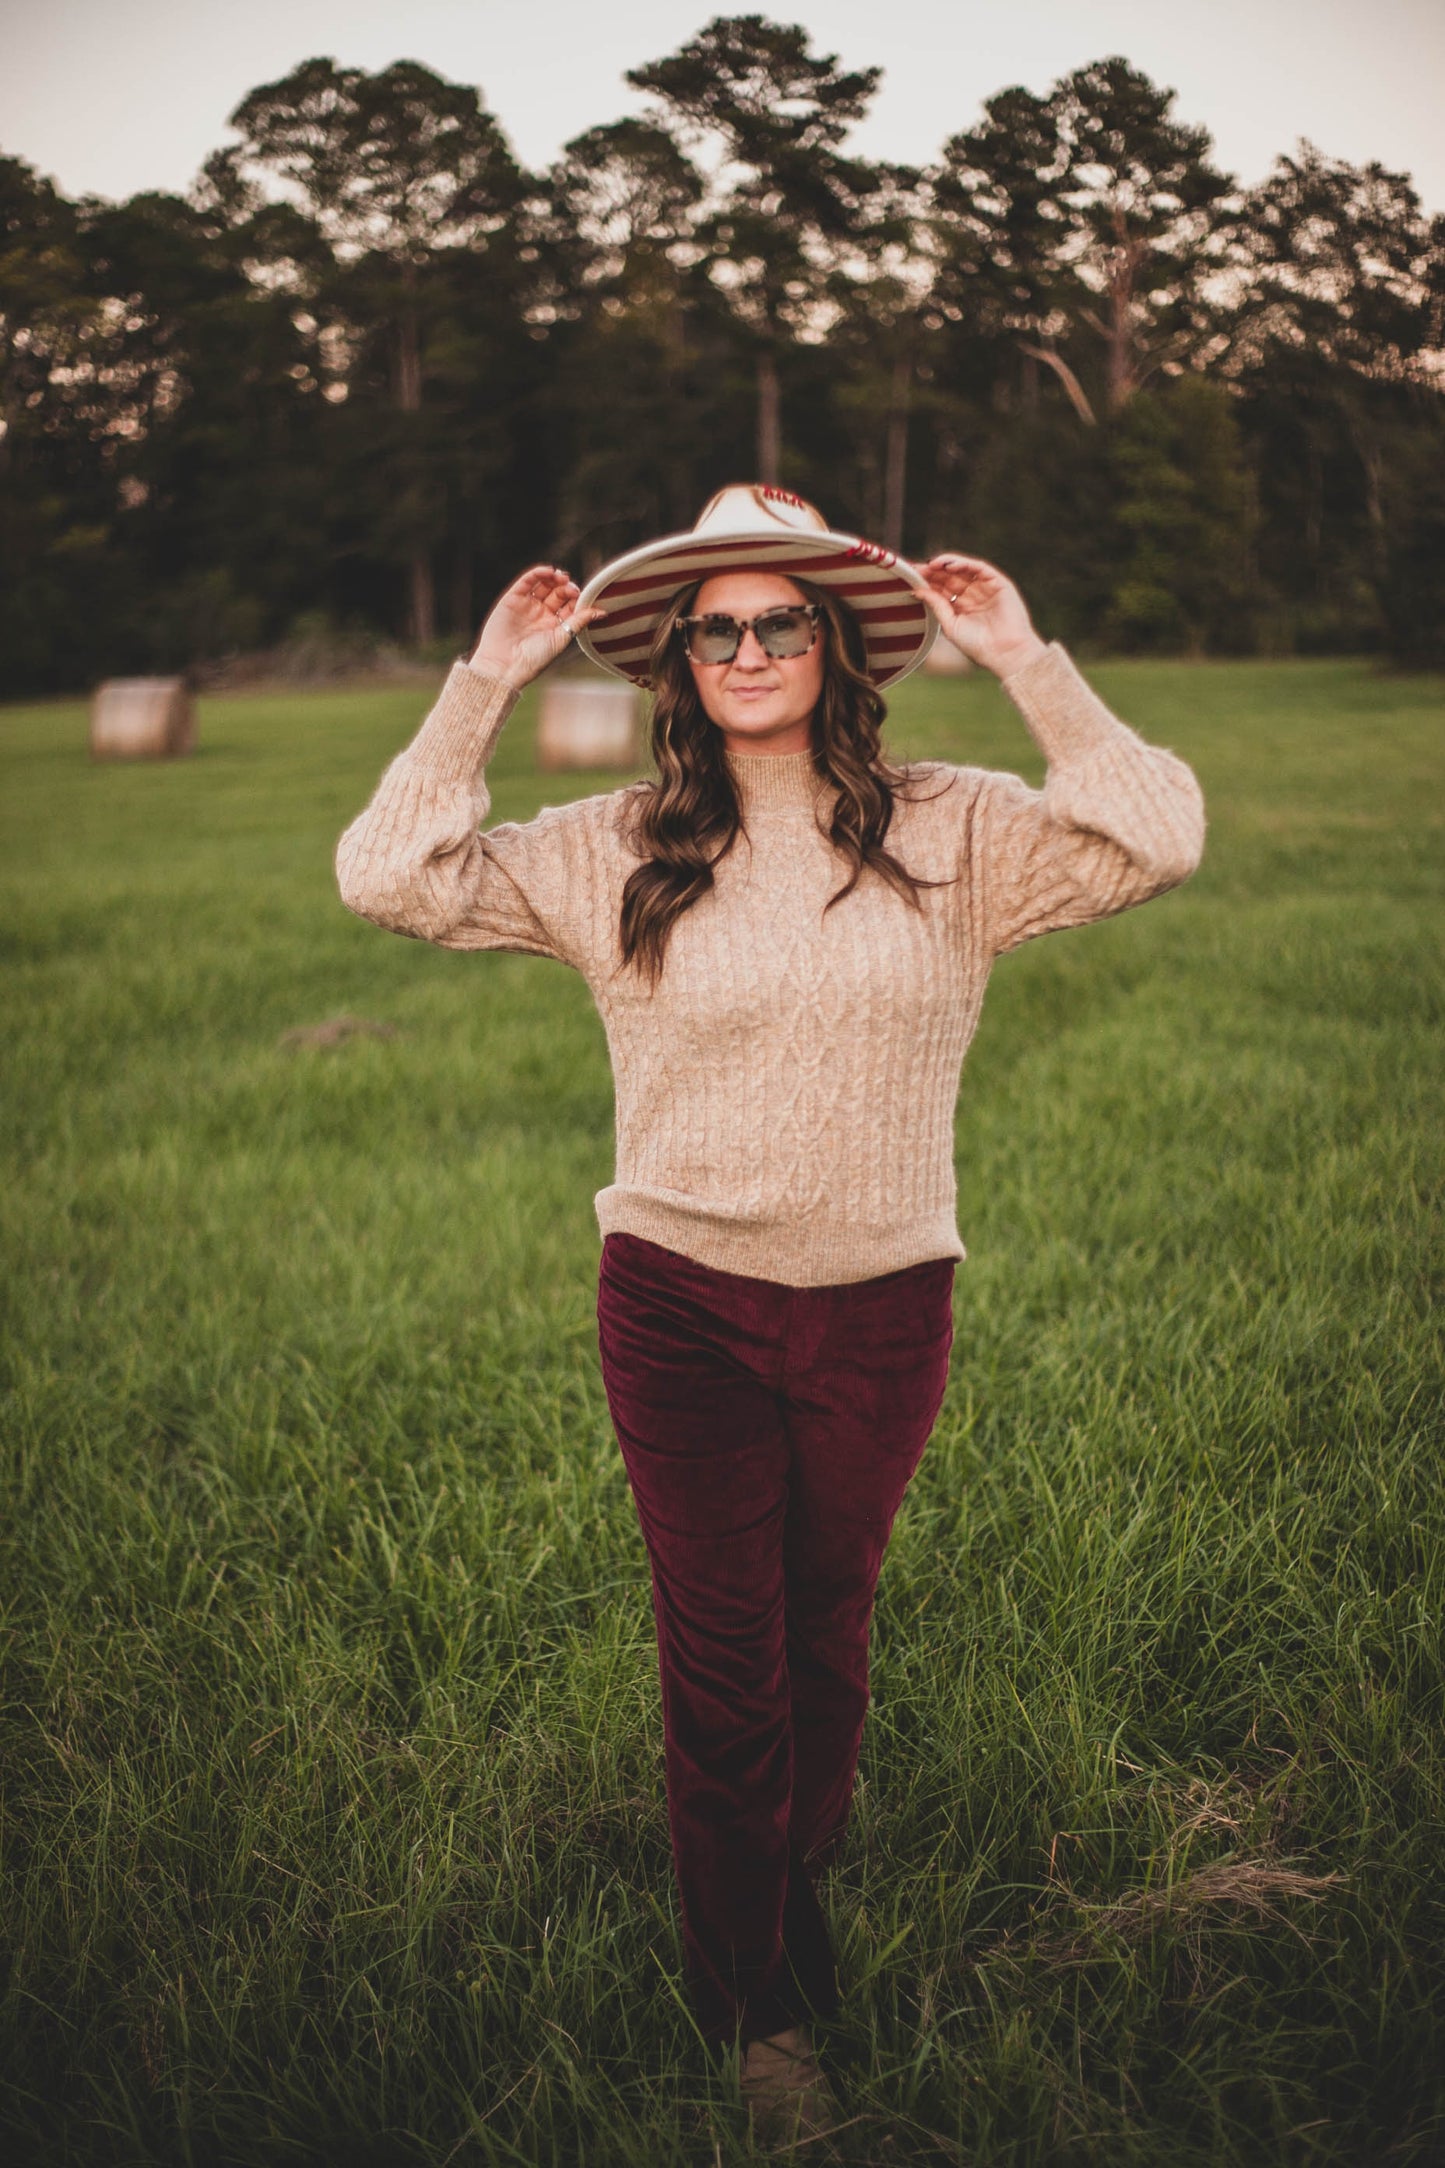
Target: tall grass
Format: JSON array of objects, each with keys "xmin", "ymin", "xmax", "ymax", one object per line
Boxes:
[{"xmin": 2, "ymin": 659, "xmax": 1442, "ymax": 2164}]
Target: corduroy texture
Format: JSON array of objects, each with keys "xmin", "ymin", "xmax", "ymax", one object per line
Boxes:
[
  {"xmin": 596, "ymin": 1230, "xmax": 957, "ymax": 2045},
  {"xmin": 335, "ymin": 642, "xmax": 1206, "ymax": 1287}
]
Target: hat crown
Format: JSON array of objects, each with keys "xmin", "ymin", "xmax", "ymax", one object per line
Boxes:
[
  {"xmin": 693, "ymin": 484, "xmax": 829, "ymax": 538},
  {"xmin": 576, "ymin": 480, "xmax": 936, "ymax": 688}
]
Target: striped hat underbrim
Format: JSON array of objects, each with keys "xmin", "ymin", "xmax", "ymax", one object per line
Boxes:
[{"xmin": 575, "ymin": 531, "xmax": 937, "ymax": 687}]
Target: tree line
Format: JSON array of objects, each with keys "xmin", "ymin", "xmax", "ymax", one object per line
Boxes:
[{"xmin": 3, "ymin": 13, "xmax": 1443, "ymax": 696}]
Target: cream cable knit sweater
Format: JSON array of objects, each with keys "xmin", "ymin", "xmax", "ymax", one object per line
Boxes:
[{"xmin": 336, "ymin": 643, "xmax": 1204, "ymax": 1286}]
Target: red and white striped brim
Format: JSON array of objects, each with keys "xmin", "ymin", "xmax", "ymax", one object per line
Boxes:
[{"xmin": 575, "ymin": 492, "xmax": 938, "ymax": 689}]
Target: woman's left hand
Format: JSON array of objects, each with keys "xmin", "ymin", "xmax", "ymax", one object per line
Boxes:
[{"xmin": 916, "ymin": 554, "xmax": 1047, "ymax": 679}]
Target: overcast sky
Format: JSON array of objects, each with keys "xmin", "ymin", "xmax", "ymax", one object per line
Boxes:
[{"xmin": 4, "ymin": 0, "xmax": 1443, "ymax": 212}]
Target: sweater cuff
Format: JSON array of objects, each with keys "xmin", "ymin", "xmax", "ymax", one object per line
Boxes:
[
  {"xmin": 1002, "ymin": 641, "xmax": 1133, "ymax": 767},
  {"xmin": 405, "ymin": 662, "xmax": 518, "ymax": 789}
]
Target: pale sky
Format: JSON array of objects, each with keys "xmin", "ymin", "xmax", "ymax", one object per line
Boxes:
[{"xmin": 3, "ymin": 0, "xmax": 1442, "ymax": 212}]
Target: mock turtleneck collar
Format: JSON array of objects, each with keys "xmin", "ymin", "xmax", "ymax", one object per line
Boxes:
[{"xmin": 725, "ymin": 745, "xmax": 825, "ymax": 811}]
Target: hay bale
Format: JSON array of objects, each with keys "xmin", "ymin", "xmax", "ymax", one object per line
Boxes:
[
  {"xmin": 90, "ymin": 678, "xmax": 196, "ymax": 759},
  {"xmin": 922, "ymin": 639, "xmax": 973, "ymax": 676},
  {"xmin": 537, "ymin": 675, "xmax": 641, "ymax": 772}
]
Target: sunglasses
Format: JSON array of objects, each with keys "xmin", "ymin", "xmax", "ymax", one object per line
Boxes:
[{"xmin": 674, "ymin": 603, "xmax": 821, "ymax": 665}]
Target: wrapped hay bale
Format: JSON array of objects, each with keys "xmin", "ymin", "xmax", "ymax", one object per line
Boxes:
[
  {"xmin": 537, "ymin": 673, "xmax": 641, "ymax": 772},
  {"xmin": 90, "ymin": 678, "xmax": 196, "ymax": 759}
]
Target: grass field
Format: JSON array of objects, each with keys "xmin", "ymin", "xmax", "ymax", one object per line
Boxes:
[{"xmin": 2, "ymin": 658, "xmax": 1443, "ymax": 2167}]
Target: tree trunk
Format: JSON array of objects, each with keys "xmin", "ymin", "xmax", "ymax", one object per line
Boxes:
[
  {"xmin": 1305, "ymin": 430, "xmax": 1323, "ymax": 563},
  {"xmin": 450, "ymin": 548, "xmax": 473, "ymax": 644},
  {"xmin": 1350, "ymin": 415, "xmax": 1388, "ymax": 581},
  {"xmin": 1104, "ymin": 220, "xmax": 1144, "ymax": 413},
  {"xmin": 882, "ymin": 347, "xmax": 911, "ymax": 553},
  {"xmin": 756, "ymin": 348, "xmax": 781, "ymax": 483},
  {"xmin": 1019, "ymin": 343, "xmax": 1097, "ymax": 426},
  {"xmin": 922, "ymin": 428, "xmax": 964, "ymax": 557},
  {"xmin": 396, "ymin": 277, "xmax": 435, "ymax": 647},
  {"xmin": 409, "ymin": 556, "xmax": 437, "ymax": 649},
  {"xmin": 396, "ymin": 305, "xmax": 423, "ymax": 415},
  {"xmin": 1107, "ymin": 283, "xmax": 1133, "ymax": 413},
  {"xmin": 665, "ymin": 294, "xmax": 693, "ymax": 528}
]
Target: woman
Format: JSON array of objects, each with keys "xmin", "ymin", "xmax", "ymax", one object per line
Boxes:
[{"xmin": 336, "ymin": 486, "xmax": 1205, "ymax": 2149}]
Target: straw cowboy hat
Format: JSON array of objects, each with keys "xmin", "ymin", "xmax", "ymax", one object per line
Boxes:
[{"xmin": 576, "ymin": 484, "xmax": 939, "ymax": 688}]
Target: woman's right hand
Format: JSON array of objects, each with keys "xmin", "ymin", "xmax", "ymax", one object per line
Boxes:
[{"xmin": 469, "ymin": 566, "xmax": 606, "ymax": 690}]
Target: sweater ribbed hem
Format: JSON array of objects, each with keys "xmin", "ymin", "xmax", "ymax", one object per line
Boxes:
[
  {"xmin": 405, "ymin": 662, "xmax": 517, "ymax": 788},
  {"xmin": 1002, "ymin": 641, "xmax": 1136, "ymax": 767},
  {"xmin": 595, "ymin": 1186, "xmax": 965, "ymax": 1289}
]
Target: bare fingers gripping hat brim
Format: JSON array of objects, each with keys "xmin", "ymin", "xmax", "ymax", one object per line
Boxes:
[{"xmin": 576, "ymin": 484, "xmax": 938, "ymax": 688}]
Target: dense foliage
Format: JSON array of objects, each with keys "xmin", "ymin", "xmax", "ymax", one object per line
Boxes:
[{"xmin": 3, "ymin": 16, "xmax": 1443, "ymax": 692}]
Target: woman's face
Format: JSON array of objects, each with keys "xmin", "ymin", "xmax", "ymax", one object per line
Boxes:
[{"xmin": 684, "ymin": 570, "xmax": 824, "ymax": 758}]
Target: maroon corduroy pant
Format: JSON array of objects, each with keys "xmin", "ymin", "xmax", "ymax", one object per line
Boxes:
[{"xmin": 596, "ymin": 1230, "xmax": 955, "ymax": 2046}]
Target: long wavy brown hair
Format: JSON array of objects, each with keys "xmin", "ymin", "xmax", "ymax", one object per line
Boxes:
[{"xmin": 618, "ymin": 577, "xmax": 938, "ymax": 982}]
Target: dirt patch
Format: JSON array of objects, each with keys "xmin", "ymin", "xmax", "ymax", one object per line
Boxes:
[{"xmin": 279, "ymin": 1016, "xmax": 399, "ymax": 1050}]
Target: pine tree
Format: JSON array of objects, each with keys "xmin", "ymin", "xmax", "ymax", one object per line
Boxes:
[
  {"xmin": 936, "ymin": 57, "xmax": 1238, "ymax": 422},
  {"xmin": 627, "ymin": 14, "xmax": 885, "ymax": 480},
  {"xmin": 215, "ymin": 57, "xmax": 527, "ymax": 642}
]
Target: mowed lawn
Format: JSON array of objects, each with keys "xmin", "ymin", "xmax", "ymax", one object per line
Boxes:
[{"xmin": 1, "ymin": 657, "xmax": 1442, "ymax": 2167}]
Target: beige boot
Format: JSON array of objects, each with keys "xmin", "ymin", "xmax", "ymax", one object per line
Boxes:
[{"xmin": 740, "ymin": 2024, "xmax": 843, "ymax": 2155}]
